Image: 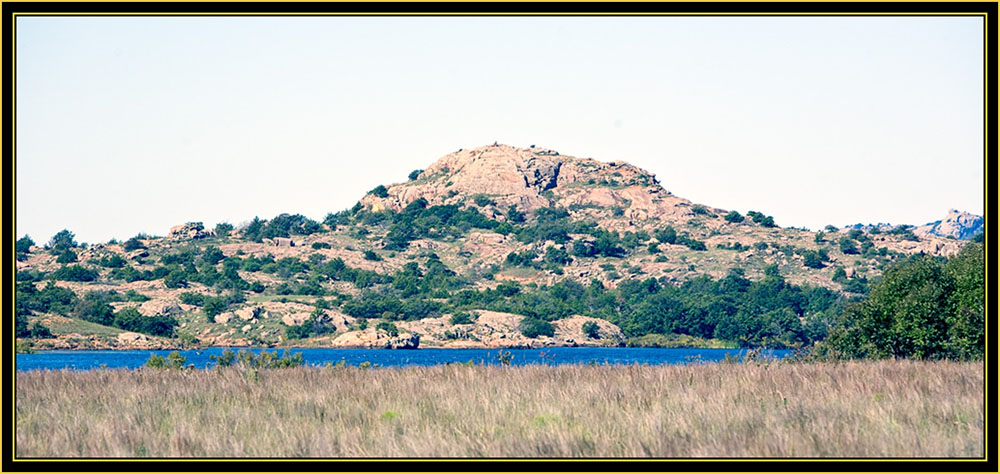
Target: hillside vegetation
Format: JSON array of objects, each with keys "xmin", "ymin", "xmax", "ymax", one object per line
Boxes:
[{"xmin": 14, "ymin": 144, "xmax": 984, "ymax": 356}]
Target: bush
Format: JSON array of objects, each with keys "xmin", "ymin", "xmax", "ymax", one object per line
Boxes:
[
  {"xmin": 803, "ymin": 251, "xmax": 825, "ymax": 269},
  {"xmin": 655, "ymin": 226, "xmax": 677, "ymax": 245},
  {"xmin": 48, "ymin": 229, "xmax": 77, "ymax": 251},
  {"xmin": 98, "ymin": 254, "xmax": 127, "ymax": 268},
  {"xmin": 29, "ymin": 322, "xmax": 53, "ymax": 339},
  {"xmin": 50, "ymin": 265, "xmax": 99, "ymax": 282},
  {"xmin": 179, "ymin": 292, "xmax": 206, "ymax": 306},
  {"xmin": 363, "ymin": 250, "xmax": 381, "ymax": 261},
  {"xmin": 311, "ymin": 242, "xmax": 331, "ymax": 250},
  {"xmin": 408, "ymin": 169, "xmax": 423, "ymax": 180},
  {"xmin": 56, "ymin": 249, "xmax": 78, "ymax": 264},
  {"xmin": 369, "ymin": 185, "xmax": 389, "ymax": 198},
  {"xmin": 838, "ymin": 237, "xmax": 859, "ymax": 255},
  {"xmin": 123, "ymin": 237, "xmax": 146, "ymax": 252},
  {"xmin": 202, "ymin": 246, "xmax": 225, "ymax": 265},
  {"xmin": 724, "ymin": 211, "xmax": 744, "ymax": 223},
  {"xmin": 146, "ymin": 351, "xmax": 188, "ymax": 370},
  {"xmin": 214, "ymin": 222, "xmax": 234, "ymax": 238},
  {"xmin": 376, "ymin": 321, "xmax": 400, "ymax": 337},
  {"xmin": 17, "ymin": 235, "xmax": 35, "ymax": 254},
  {"xmin": 449, "ymin": 311, "xmax": 474, "ymax": 325},
  {"xmin": 473, "ymin": 194, "xmax": 495, "ymax": 207},
  {"xmin": 72, "ymin": 293, "xmax": 115, "ymax": 326},
  {"xmin": 113, "ymin": 307, "xmax": 177, "ymax": 337},
  {"xmin": 520, "ymin": 317, "xmax": 555, "ymax": 338},
  {"xmin": 582, "ymin": 320, "xmax": 601, "ymax": 339},
  {"xmin": 164, "ymin": 270, "xmax": 188, "ymax": 289}
]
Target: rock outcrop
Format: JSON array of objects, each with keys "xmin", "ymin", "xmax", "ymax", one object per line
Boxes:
[
  {"xmin": 331, "ymin": 329, "xmax": 419, "ymax": 349},
  {"xmin": 914, "ymin": 209, "xmax": 984, "ymax": 240},
  {"xmin": 168, "ymin": 222, "xmax": 214, "ymax": 240}
]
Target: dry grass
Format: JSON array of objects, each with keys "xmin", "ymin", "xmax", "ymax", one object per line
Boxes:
[{"xmin": 15, "ymin": 360, "xmax": 983, "ymax": 458}]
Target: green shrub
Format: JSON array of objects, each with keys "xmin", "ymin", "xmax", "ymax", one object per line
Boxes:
[
  {"xmin": 214, "ymin": 222, "xmax": 234, "ymax": 238},
  {"xmin": 802, "ymin": 251, "xmax": 824, "ymax": 269},
  {"xmin": 724, "ymin": 211, "xmax": 744, "ymax": 223},
  {"xmin": 311, "ymin": 242, "xmax": 331, "ymax": 250},
  {"xmin": 56, "ymin": 249, "xmax": 78, "ymax": 264},
  {"xmin": 48, "ymin": 229, "xmax": 77, "ymax": 252},
  {"xmin": 145, "ymin": 351, "xmax": 189, "ymax": 370},
  {"xmin": 520, "ymin": 317, "xmax": 555, "ymax": 338},
  {"xmin": 98, "ymin": 254, "xmax": 127, "ymax": 268},
  {"xmin": 839, "ymin": 237, "xmax": 859, "ymax": 255},
  {"xmin": 50, "ymin": 265, "xmax": 99, "ymax": 282},
  {"xmin": 449, "ymin": 311, "xmax": 474, "ymax": 325},
  {"xmin": 113, "ymin": 307, "xmax": 177, "ymax": 337},
  {"xmin": 376, "ymin": 321, "xmax": 400, "ymax": 337},
  {"xmin": 408, "ymin": 169, "xmax": 423, "ymax": 180},
  {"xmin": 582, "ymin": 320, "xmax": 601, "ymax": 339},
  {"xmin": 369, "ymin": 185, "xmax": 389, "ymax": 198},
  {"xmin": 123, "ymin": 237, "xmax": 146, "ymax": 252},
  {"xmin": 473, "ymin": 194, "xmax": 495, "ymax": 207},
  {"xmin": 363, "ymin": 250, "xmax": 381, "ymax": 261},
  {"xmin": 29, "ymin": 322, "xmax": 53, "ymax": 339},
  {"xmin": 17, "ymin": 235, "xmax": 35, "ymax": 254}
]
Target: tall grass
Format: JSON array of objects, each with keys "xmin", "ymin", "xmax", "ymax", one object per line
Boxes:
[{"xmin": 15, "ymin": 360, "xmax": 983, "ymax": 458}]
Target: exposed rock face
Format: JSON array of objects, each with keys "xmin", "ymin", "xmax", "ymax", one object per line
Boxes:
[
  {"xmin": 274, "ymin": 237, "xmax": 296, "ymax": 247},
  {"xmin": 359, "ymin": 144, "xmax": 688, "ymax": 218},
  {"xmin": 168, "ymin": 222, "xmax": 214, "ymax": 240},
  {"xmin": 396, "ymin": 311, "xmax": 626, "ymax": 349},
  {"xmin": 138, "ymin": 299, "xmax": 182, "ymax": 318},
  {"xmin": 914, "ymin": 209, "xmax": 984, "ymax": 240},
  {"xmin": 331, "ymin": 329, "xmax": 419, "ymax": 349}
]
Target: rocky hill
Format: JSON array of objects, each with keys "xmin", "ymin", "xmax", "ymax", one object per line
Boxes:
[
  {"xmin": 15, "ymin": 144, "xmax": 972, "ymax": 352},
  {"xmin": 843, "ymin": 209, "xmax": 983, "ymax": 241},
  {"xmin": 914, "ymin": 209, "xmax": 984, "ymax": 240}
]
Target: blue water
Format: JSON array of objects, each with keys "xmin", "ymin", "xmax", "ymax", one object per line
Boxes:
[{"xmin": 15, "ymin": 347, "xmax": 792, "ymax": 371}]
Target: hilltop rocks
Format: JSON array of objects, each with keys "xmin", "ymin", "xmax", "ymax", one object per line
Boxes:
[
  {"xmin": 168, "ymin": 222, "xmax": 213, "ymax": 240},
  {"xmin": 914, "ymin": 209, "xmax": 984, "ymax": 240}
]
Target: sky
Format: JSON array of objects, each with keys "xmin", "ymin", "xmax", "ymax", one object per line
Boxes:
[{"xmin": 16, "ymin": 16, "xmax": 985, "ymax": 245}]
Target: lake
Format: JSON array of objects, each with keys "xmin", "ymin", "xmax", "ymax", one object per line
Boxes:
[{"xmin": 15, "ymin": 347, "xmax": 793, "ymax": 371}]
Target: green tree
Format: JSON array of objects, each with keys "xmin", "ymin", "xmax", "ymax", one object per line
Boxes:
[
  {"xmin": 724, "ymin": 211, "xmax": 744, "ymax": 223},
  {"xmin": 214, "ymin": 222, "xmax": 234, "ymax": 238},
  {"xmin": 520, "ymin": 317, "xmax": 555, "ymax": 338},
  {"xmin": 16, "ymin": 235, "xmax": 34, "ymax": 254},
  {"xmin": 582, "ymin": 320, "xmax": 601, "ymax": 339},
  {"xmin": 408, "ymin": 169, "xmax": 423, "ymax": 180},
  {"xmin": 823, "ymin": 255, "xmax": 959, "ymax": 359},
  {"xmin": 369, "ymin": 185, "xmax": 389, "ymax": 198},
  {"xmin": 49, "ymin": 229, "xmax": 77, "ymax": 252}
]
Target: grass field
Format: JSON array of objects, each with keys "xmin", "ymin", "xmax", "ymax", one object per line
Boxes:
[{"xmin": 15, "ymin": 360, "xmax": 983, "ymax": 458}]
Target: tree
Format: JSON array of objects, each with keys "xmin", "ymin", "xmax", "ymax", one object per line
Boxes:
[
  {"xmin": 582, "ymin": 321, "xmax": 601, "ymax": 339},
  {"xmin": 838, "ymin": 237, "xmax": 859, "ymax": 255},
  {"xmin": 802, "ymin": 251, "xmax": 825, "ymax": 269},
  {"xmin": 520, "ymin": 317, "xmax": 555, "ymax": 338},
  {"xmin": 369, "ymin": 185, "xmax": 389, "ymax": 198},
  {"xmin": 48, "ymin": 229, "xmax": 77, "ymax": 251},
  {"xmin": 56, "ymin": 249, "xmax": 78, "ymax": 264},
  {"xmin": 408, "ymin": 169, "xmax": 423, "ymax": 180},
  {"xmin": 724, "ymin": 211, "xmax": 744, "ymax": 223},
  {"xmin": 123, "ymin": 236, "xmax": 146, "ymax": 252},
  {"xmin": 16, "ymin": 235, "xmax": 34, "ymax": 254},
  {"xmin": 214, "ymin": 222, "xmax": 234, "ymax": 238},
  {"xmin": 823, "ymin": 254, "xmax": 965, "ymax": 360},
  {"xmin": 72, "ymin": 293, "xmax": 115, "ymax": 326}
]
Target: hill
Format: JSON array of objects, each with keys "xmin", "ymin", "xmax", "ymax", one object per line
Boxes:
[{"xmin": 15, "ymin": 144, "xmax": 973, "ymax": 351}]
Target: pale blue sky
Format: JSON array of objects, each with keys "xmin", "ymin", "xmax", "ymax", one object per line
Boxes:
[{"xmin": 16, "ymin": 16, "xmax": 984, "ymax": 244}]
